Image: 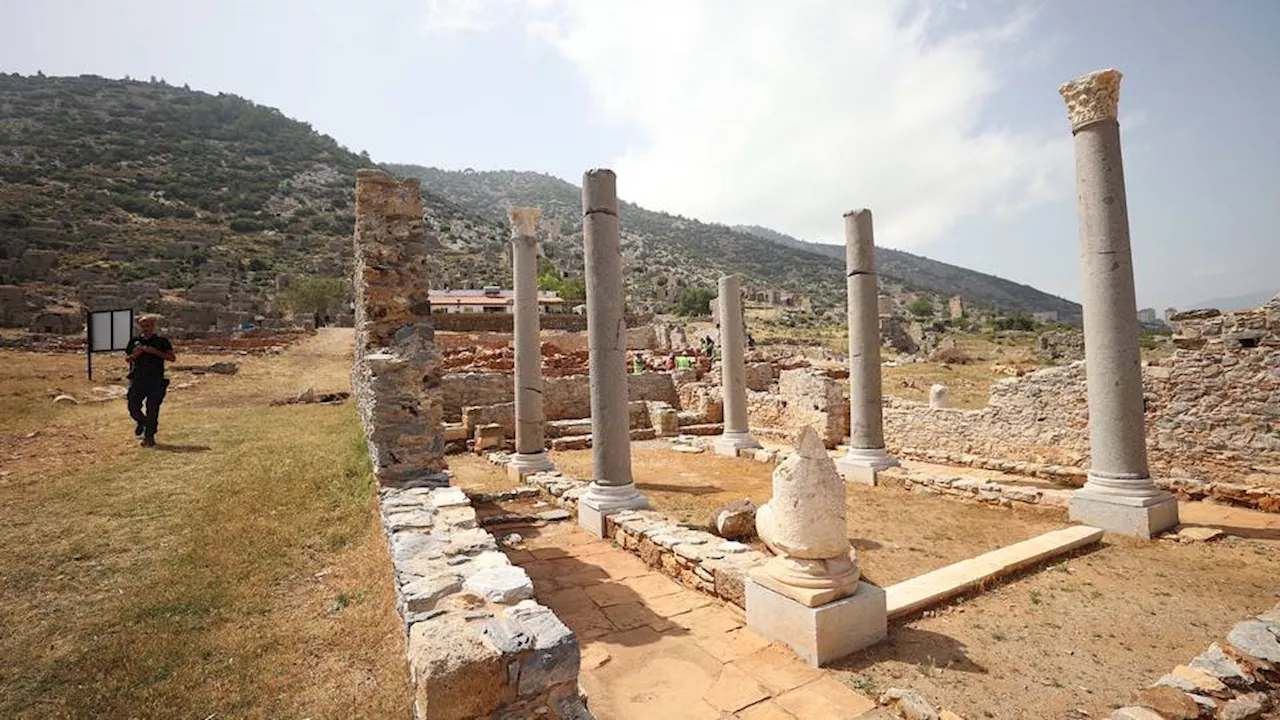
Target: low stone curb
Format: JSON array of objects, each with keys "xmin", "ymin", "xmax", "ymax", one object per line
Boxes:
[
  {"xmin": 1109, "ymin": 602, "xmax": 1280, "ymax": 719},
  {"xmin": 486, "ymin": 452, "xmax": 771, "ymax": 609},
  {"xmin": 377, "ymin": 484, "xmax": 590, "ymax": 719},
  {"xmin": 878, "ymin": 466, "xmax": 1072, "ymax": 512},
  {"xmin": 892, "ymin": 447, "xmax": 1280, "ymax": 515}
]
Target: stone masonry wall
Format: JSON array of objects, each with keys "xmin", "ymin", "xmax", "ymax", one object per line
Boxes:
[
  {"xmin": 353, "ymin": 171, "xmax": 587, "ymax": 719},
  {"xmin": 746, "ymin": 368, "xmax": 848, "ymax": 449},
  {"xmin": 441, "ymin": 371, "xmax": 679, "ymax": 423},
  {"xmin": 351, "ymin": 170, "xmax": 446, "ymax": 487},
  {"xmin": 884, "ymin": 297, "xmax": 1280, "ymax": 511}
]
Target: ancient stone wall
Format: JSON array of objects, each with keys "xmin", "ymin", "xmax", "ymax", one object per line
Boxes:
[
  {"xmin": 353, "ymin": 171, "xmax": 586, "ymax": 718},
  {"xmin": 351, "ymin": 170, "xmax": 446, "ymax": 487},
  {"xmin": 431, "ymin": 312, "xmax": 655, "ymax": 335},
  {"xmin": 747, "ymin": 368, "xmax": 848, "ymax": 449},
  {"xmin": 884, "ymin": 297, "xmax": 1280, "ymax": 508},
  {"xmin": 441, "ymin": 371, "xmax": 679, "ymax": 423}
]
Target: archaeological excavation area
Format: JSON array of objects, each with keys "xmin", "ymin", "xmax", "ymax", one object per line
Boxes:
[{"xmin": 350, "ymin": 71, "xmax": 1280, "ymax": 719}]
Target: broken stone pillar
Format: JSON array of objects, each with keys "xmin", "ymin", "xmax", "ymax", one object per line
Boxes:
[
  {"xmin": 714, "ymin": 274, "xmax": 762, "ymax": 457},
  {"xmin": 835, "ymin": 209, "xmax": 899, "ymax": 485},
  {"xmin": 351, "ymin": 169, "xmax": 447, "ymax": 487},
  {"xmin": 1059, "ymin": 69, "xmax": 1178, "ymax": 538},
  {"xmin": 929, "ymin": 383, "xmax": 949, "ymax": 409},
  {"xmin": 577, "ymin": 169, "xmax": 648, "ymax": 537},
  {"xmin": 506, "ymin": 207, "xmax": 555, "ymax": 477},
  {"xmin": 747, "ymin": 428, "xmax": 886, "ymax": 666}
]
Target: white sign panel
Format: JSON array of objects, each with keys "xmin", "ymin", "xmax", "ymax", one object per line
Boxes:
[
  {"xmin": 88, "ymin": 309, "xmax": 133, "ymax": 352},
  {"xmin": 111, "ymin": 310, "xmax": 132, "ymax": 350},
  {"xmin": 90, "ymin": 312, "xmax": 113, "ymax": 352}
]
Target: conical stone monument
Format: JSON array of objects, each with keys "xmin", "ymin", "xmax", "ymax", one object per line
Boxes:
[
  {"xmin": 746, "ymin": 427, "xmax": 887, "ymax": 666},
  {"xmin": 754, "ymin": 427, "xmax": 860, "ymax": 606}
]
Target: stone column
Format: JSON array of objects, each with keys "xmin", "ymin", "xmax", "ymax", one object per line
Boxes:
[
  {"xmin": 714, "ymin": 274, "xmax": 761, "ymax": 456},
  {"xmin": 835, "ymin": 209, "xmax": 898, "ymax": 484},
  {"xmin": 747, "ymin": 428, "xmax": 886, "ymax": 666},
  {"xmin": 577, "ymin": 169, "xmax": 647, "ymax": 536},
  {"xmin": 507, "ymin": 207, "xmax": 555, "ymax": 476},
  {"xmin": 1059, "ymin": 69, "xmax": 1178, "ymax": 537}
]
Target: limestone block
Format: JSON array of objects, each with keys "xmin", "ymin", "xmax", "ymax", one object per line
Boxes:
[
  {"xmin": 463, "ymin": 566, "xmax": 535, "ymax": 604},
  {"xmin": 409, "ymin": 617, "xmax": 515, "ymax": 720},
  {"xmin": 503, "ymin": 600, "xmax": 581, "ymax": 696},
  {"xmin": 745, "ymin": 579, "xmax": 886, "ymax": 667}
]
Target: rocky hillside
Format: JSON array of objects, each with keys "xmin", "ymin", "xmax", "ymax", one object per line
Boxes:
[
  {"xmin": 733, "ymin": 224, "xmax": 1082, "ymax": 322},
  {"xmin": 389, "ymin": 166, "xmax": 1081, "ymax": 322},
  {"xmin": 0, "ymin": 73, "xmax": 1080, "ymax": 332},
  {"xmin": 0, "ymin": 73, "xmax": 509, "ymax": 330}
]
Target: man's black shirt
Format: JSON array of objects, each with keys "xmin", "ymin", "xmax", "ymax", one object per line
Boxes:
[{"xmin": 125, "ymin": 335, "xmax": 173, "ymax": 381}]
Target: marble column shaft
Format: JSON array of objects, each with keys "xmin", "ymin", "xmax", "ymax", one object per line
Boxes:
[
  {"xmin": 714, "ymin": 274, "xmax": 760, "ymax": 455},
  {"xmin": 508, "ymin": 208, "xmax": 554, "ymax": 473},
  {"xmin": 845, "ymin": 210, "xmax": 885, "ymax": 450},
  {"xmin": 582, "ymin": 170, "xmax": 633, "ymax": 489},
  {"xmin": 1060, "ymin": 68, "xmax": 1177, "ymax": 536},
  {"xmin": 1064, "ymin": 70, "xmax": 1152, "ymax": 494}
]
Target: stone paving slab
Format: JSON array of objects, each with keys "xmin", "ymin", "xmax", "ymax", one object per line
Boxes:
[
  {"xmin": 884, "ymin": 524, "xmax": 1104, "ymax": 619},
  {"xmin": 505, "ymin": 521, "xmax": 882, "ymax": 719}
]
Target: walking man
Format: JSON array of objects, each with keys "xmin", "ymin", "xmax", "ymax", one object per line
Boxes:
[{"xmin": 125, "ymin": 315, "xmax": 175, "ymax": 448}]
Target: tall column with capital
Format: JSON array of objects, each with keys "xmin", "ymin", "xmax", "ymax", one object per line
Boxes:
[
  {"xmin": 507, "ymin": 207, "xmax": 555, "ymax": 476},
  {"xmin": 577, "ymin": 169, "xmax": 648, "ymax": 536},
  {"xmin": 714, "ymin": 274, "xmax": 762, "ymax": 456},
  {"xmin": 835, "ymin": 209, "xmax": 898, "ymax": 484},
  {"xmin": 1059, "ymin": 69, "xmax": 1178, "ymax": 537}
]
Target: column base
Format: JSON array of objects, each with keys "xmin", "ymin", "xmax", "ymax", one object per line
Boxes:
[
  {"xmin": 577, "ymin": 482, "xmax": 649, "ymax": 537},
  {"xmin": 507, "ymin": 451, "xmax": 555, "ymax": 480},
  {"xmin": 1068, "ymin": 488, "xmax": 1179, "ymax": 538},
  {"xmin": 714, "ymin": 431, "xmax": 762, "ymax": 457},
  {"xmin": 746, "ymin": 578, "xmax": 887, "ymax": 667},
  {"xmin": 836, "ymin": 448, "xmax": 899, "ymax": 486}
]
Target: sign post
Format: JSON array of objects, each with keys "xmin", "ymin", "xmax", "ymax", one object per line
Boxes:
[{"xmin": 86, "ymin": 308, "xmax": 133, "ymax": 380}]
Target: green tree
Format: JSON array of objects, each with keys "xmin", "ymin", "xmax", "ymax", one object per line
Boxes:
[
  {"xmin": 279, "ymin": 275, "xmax": 347, "ymax": 316},
  {"xmin": 992, "ymin": 314, "xmax": 1037, "ymax": 332},
  {"xmin": 907, "ymin": 298, "xmax": 934, "ymax": 317},
  {"xmin": 675, "ymin": 286, "xmax": 717, "ymax": 317}
]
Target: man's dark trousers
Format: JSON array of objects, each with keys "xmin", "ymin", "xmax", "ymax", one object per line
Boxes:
[{"xmin": 127, "ymin": 377, "xmax": 168, "ymax": 439}]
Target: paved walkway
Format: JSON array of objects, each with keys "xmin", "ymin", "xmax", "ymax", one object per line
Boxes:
[{"xmin": 505, "ymin": 522, "xmax": 880, "ymax": 719}]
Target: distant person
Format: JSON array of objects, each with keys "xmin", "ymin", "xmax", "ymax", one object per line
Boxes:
[
  {"xmin": 125, "ymin": 315, "xmax": 175, "ymax": 448},
  {"xmin": 665, "ymin": 352, "xmax": 677, "ymax": 371}
]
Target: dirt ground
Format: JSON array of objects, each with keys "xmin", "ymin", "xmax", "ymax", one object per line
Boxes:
[
  {"xmin": 451, "ymin": 447, "xmax": 1280, "ymax": 719},
  {"xmin": 0, "ymin": 329, "xmax": 411, "ymax": 718}
]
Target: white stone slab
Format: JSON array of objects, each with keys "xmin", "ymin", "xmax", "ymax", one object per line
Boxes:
[{"xmin": 884, "ymin": 525, "xmax": 1103, "ymax": 619}]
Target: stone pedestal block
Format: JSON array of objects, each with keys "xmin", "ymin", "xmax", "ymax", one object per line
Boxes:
[
  {"xmin": 1069, "ymin": 490, "xmax": 1179, "ymax": 538},
  {"xmin": 836, "ymin": 448, "xmax": 897, "ymax": 485},
  {"xmin": 746, "ymin": 578, "xmax": 887, "ymax": 667},
  {"xmin": 508, "ymin": 452, "xmax": 555, "ymax": 478},
  {"xmin": 577, "ymin": 482, "xmax": 649, "ymax": 538},
  {"xmin": 713, "ymin": 431, "xmax": 762, "ymax": 457}
]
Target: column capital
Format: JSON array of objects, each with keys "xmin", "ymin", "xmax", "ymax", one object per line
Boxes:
[
  {"xmin": 1059, "ymin": 68, "xmax": 1122, "ymax": 133},
  {"xmin": 507, "ymin": 207, "xmax": 541, "ymax": 239}
]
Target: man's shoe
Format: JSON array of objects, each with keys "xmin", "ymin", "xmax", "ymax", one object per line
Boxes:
[
  {"xmin": 141, "ymin": 437, "xmax": 156, "ymax": 448},
  {"xmin": 135, "ymin": 423, "xmax": 145, "ymax": 437}
]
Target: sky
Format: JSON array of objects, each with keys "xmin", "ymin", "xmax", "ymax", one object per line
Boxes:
[{"xmin": 4, "ymin": 0, "xmax": 1278, "ymax": 310}]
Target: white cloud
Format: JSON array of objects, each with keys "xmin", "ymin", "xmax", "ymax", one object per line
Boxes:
[
  {"xmin": 423, "ymin": 0, "xmax": 492, "ymax": 33},
  {"xmin": 441, "ymin": 0, "xmax": 1075, "ymax": 249}
]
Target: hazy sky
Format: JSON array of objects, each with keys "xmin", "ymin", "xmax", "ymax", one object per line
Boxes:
[{"xmin": 4, "ymin": 0, "xmax": 1278, "ymax": 310}]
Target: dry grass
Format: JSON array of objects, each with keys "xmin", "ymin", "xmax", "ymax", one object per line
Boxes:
[{"xmin": 0, "ymin": 331, "xmax": 411, "ymax": 718}]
